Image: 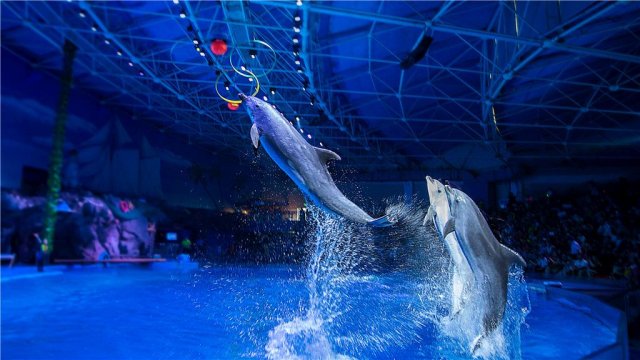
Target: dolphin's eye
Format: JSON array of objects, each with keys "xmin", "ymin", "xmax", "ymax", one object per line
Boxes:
[{"xmin": 437, "ymin": 189, "xmax": 442, "ymax": 193}]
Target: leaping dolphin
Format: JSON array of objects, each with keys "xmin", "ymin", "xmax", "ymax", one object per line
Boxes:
[
  {"xmin": 240, "ymin": 94, "xmax": 394, "ymax": 227},
  {"xmin": 424, "ymin": 176, "xmax": 526, "ymax": 354}
]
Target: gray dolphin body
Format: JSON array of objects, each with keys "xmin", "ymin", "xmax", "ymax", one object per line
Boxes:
[
  {"xmin": 424, "ymin": 176, "xmax": 526, "ymax": 354},
  {"xmin": 241, "ymin": 94, "xmax": 393, "ymax": 227}
]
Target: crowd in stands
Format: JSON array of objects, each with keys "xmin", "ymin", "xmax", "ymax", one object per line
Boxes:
[{"xmin": 490, "ymin": 180, "xmax": 640, "ymax": 287}]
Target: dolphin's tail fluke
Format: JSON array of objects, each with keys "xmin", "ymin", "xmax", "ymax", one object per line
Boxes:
[
  {"xmin": 500, "ymin": 244, "xmax": 526, "ymax": 269},
  {"xmin": 368, "ymin": 214, "xmax": 396, "ymax": 227}
]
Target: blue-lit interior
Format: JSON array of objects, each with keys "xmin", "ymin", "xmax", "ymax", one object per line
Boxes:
[{"xmin": 1, "ymin": 1, "xmax": 639, "ymax": 359}]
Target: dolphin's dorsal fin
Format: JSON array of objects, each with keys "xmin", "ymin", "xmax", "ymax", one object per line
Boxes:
[
  {"xmin": 314, "ymin": 147, "xmax": 341, "ymax": 164},
  {"xmin": 443, "ymin": 218, "xmax": 456, "ymax": 237},
  {"xmin": 500, "ymin": 243, "xmax": 527, "ymax": 268},
  {"xmin": 250, "ymin": 124, "xmax": 260, "ymax": 149}
]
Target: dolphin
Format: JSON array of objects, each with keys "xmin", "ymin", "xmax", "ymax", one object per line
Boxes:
[
  {"xmin": 424, "ymin": 176, "xmax": 526, "ymax": 354},
  {"xmin": 424, "ymin": 177, "xmax": 473, "ymax": 316},
  {"xmin": 240, "ymin": 94, "xmax": 394, "ymax": 227}
]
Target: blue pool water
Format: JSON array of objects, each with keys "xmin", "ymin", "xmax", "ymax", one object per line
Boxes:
[
  {"xmin": 1, "ymin": 265, "xmax": 620, "ymax": 359},
  {"xmin": 1, "ymin": 207, "xmax": 623, "ymax": 359}
]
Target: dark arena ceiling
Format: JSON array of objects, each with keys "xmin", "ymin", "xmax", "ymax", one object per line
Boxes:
[{"xmin": 2, "ymin": 1, "xmax": 640, "ymax": 178}]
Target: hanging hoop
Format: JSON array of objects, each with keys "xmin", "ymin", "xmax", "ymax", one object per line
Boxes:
[
  {"xmin": 229, "ymin": 39, "xmax": 277, "ymax": 78},
  {"xmin": 214, "ymin": 69, "xmax": 260, "ymax": 104}
]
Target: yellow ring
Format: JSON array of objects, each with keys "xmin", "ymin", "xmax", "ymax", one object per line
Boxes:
[{"xmin": 214, "ymin": 69, "xmax": 260, "ymax": 104}]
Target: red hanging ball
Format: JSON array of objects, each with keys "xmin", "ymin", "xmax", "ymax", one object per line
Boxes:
[
  {"xmin": 227, "ymin": 102, "xmax": 240, "ymax": 111},
  {"xmin": 210, "ymin": 39, "xmax": 228, "ymax": 56}
]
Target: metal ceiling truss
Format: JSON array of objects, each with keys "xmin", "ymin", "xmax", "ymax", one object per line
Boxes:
[{"xmin": 2, "ymin": 0, "xmax": 639, "ymax": 172}]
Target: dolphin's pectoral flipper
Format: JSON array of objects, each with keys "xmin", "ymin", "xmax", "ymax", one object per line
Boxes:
[
  {"xmin": 423, "ymin": 206, "xmax": 434, "ymax": 227},
  {"xmin": 368, "ymin": 214, "xmax": 395, "ymax": 227},
  {"xmin": 250, "ymin": 124, "xmax": 260, "ymax": 149},
  {"xmin": 314, "ymin": 147, "xmax": 341, "ymax": 164},
  {"xmin": 500, "ymin": 243, "xmax": 527, "ymax": 268},
  {"xmin": 442, "ymin": 218, "xmax": 456, "ymax": 237},
  {"xmin": 471, "ymin": 333, "xmax": 486, "ymax": 355}
]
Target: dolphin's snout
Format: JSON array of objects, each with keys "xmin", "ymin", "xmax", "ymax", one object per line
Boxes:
[
  {"xmin": 238, "ymin": 93, "xmax": 248, "ymax": 100},
  {"xmin": 426, "ymin": 176, "xmax": 434, "ymax": 183}
]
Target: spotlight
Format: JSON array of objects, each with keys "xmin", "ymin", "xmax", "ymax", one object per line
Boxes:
[
  {"xmin": 300, "ymin": 128, "xmax": 304, "ymax": 133},
  {"xmin": 139, "ymin": 71, "xmax": 144, "ymax": 76},
  {"xmin": 295, "ymin": 116, "xmax": 300, "ymax": 121},
  {"xmin": 116, "ymin": 50, "xmax": 123, "ymax": 56},
  {"xmin": 210, "ymin": 38, "xmax": 228, "ymax": 56},
  {"xmin": 249, "ymin": 49, "xmax": 257, "ymax": 59},
  {"xmin": 294, "ymin": 57, "xmax": 301, "ymax": 65},
  {"xmin": 195, "ymin": 46, "xmax": 201, "ymax": 52},
  {"xmin": 104, "ymin": 39, "xmax": 111, "ymax": 45},
  {"xmin": 179, "ymin": 9, "xmax": 187, "ymax": 18},
  {"xmin": 296, "ymin": 66, "xmax": 303, "ymax": 73},
  {"xmin": 240, "ymin": 65, "xmax": 246, "ymax": 71},
  {"xmin": 296, "ymin": 0, "xmax": 302, "ymax": 6},
  {"xmin": 79, "ymin": 10, "xmax": 86, "ymax": 18},
  {"xmin": 319, "ymin": 142, "xmax": 324, "ymax": 147},
  {"xmin": 307, "ymin": 134, "xmax": 312, "ymax": 139},
  {"xmin": 199, "ymin": 52, "xmax": 205, "ymax": 56},
  {"xmin": 248, "ymin": 77, "xmax": 254, "ymax": 82},
  {"xmin": 128, "ymin": 61, "xmax": 134, "ymax": 67},
  {"xmin": 294, "ymin": 13, "xmax": 301, "ymax": 22},
  {"xmin": 292, "ymin": 35, "xmax": 300, "ymax": 44},
  {"xmin": 399, "ymin": 33, "xmax": 433, "ymax": 70},
  {"xmin": 263, "ymin": 96, "xmax": 268, "ymax": 101},
  {"xmin": 292, "ymin": 44, "xmax": 300, "ymax": 56},
  {"xmin": 309, "ymin": 96, "xmax": 314, "ymax": 106},
  {"xmin": 224, "ymin": 81, "xmax": 230, "ymax": 91},
  {"xmin": 293, "ymin": 26, "xmax": 300, "ymax": 33},
  {"xmin": 193, "ymin": 38, "xmax": 200, "ymax": 45},
  {"xmin": 172, "ymin": 0, "xmax": 179, "ymax": 4},
  {"xmin": 91, "ymin": 24, "xmax": 98, "ymax": 32}
]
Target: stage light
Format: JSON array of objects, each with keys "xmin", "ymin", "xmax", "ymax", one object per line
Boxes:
[
  {"xmin": 139, "ymin": 71, "xmax": 144, "ymax": 76},
  {"xmin": 294, "ymin": 57, "xmax": 301, "ymax": 65},
  {"xmin": 104, "ymin": 39, "xmax": 111, "ymax": 45},
  {"xmin": 91, "ymin": 24, "xmax": 98, "ymax": 32},
  {"xmin": 128, "ymin": 61, "xmax": 134, "ymax": 67},
  {"xmin": 210, "ymin": 39, "xmax": 228, "ymax": 56},
  {"xmin": 297, "ymin": 66, "xmax": 303, "ymax": 73},
  {"xmin": 296, "ymin": 0, "xmax": 302, "ymax": 6},
  {"xmin": 116, "ymin": 50, "xmax": 122, "ymax": 56},
  {"xmin": 292, "ymin": 35, "xmax": 300, "ymax": 44},
  {"xmin": 295, "ymin": 116, "xmax": 300, "ymax": 121},
  {"xmin": 300, "ymin": 128, "xmax": 304, "ymax": 133},
  {"xmin": 399, "ymin": 33, "xmax": 433, "ymax": 70},
  {"xmin": 319, "ymin": 142, "xmax": 324, "ymax": 147},
  {"xmin": 263, "ymin": 96, "xmax": 268, "ymax": 101},
  {"xmin": 249, "ymin": 49, "xmax": 257, "ymax": 59},
  {"xmin": 224, "ymin": 81, "xmax": 230, "ymax": 91},
  {"xmin": 309, "ymin": 96, "xmax": 314, "ymax": 106},
  {"xmin": 79, "ymin": 10, "xmax": 86, "ymax": 18},
  {"xmin": 172, "ymin": 0, "xmax": 179, "ymax": 4},
  {"xmin": 270, "ymin": 88, "xmax": 276, "ymax": 95},
  {"xmin": 293, "ymin": 26, "xmax": 300, "ymax": 33},
  {"xmin": 199, "ymin": 52, "xmax": 205, "ymax": 56},
  {"xmin": 179, "ymin": 10, "xmax": 187, "ymax": 18},
  {"xmin": 193, "ymin": 38, "xmax": 199, "ymax": 45}
]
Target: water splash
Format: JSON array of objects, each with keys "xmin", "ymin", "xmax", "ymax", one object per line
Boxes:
[{"xmin": 265, "ymin": 202, "xmax": 530, "ymax": 359}]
